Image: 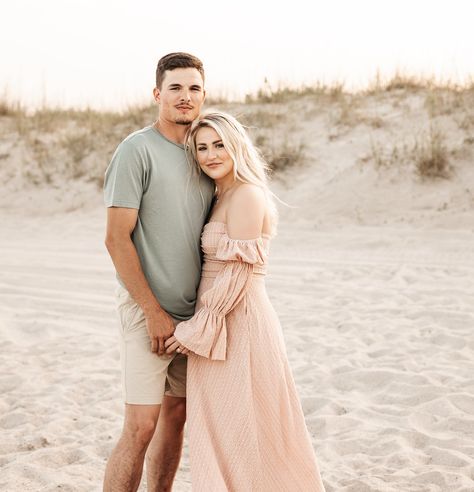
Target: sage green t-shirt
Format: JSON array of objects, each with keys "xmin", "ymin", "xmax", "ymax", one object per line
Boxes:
[{"xmin": 104, "ymin": 126, "xmax": 214, "ymax": 320}]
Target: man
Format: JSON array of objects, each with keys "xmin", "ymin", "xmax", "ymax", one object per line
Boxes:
[{"xmin": 103, "ymin": 52, "xmax": 214, "ymax": 492}]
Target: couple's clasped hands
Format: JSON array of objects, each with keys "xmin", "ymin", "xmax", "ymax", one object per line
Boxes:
[{"xmin": 145, "ymin": 308, "xmax": 189, "ymax": 356}]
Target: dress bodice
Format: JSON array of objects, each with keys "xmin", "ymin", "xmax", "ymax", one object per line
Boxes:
[
  {"xmin": 201, "ymin": 221, "xmax": 270, "ymax": 277},
  {"xmin": 174, "ymin": 221, "xmax": 270, "ymax": 360}
]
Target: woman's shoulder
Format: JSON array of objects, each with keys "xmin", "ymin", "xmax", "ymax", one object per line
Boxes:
[
  {"xmin": 226, "ymin": 184, "xmax": 266, "ymax": 239},
  {"xmin": 228, "ymin": 184, "xmax": 266, "ymax": 218},
  {"xmin": 229, "ymin": 183, "xmax": 265, "ymax": 205}
]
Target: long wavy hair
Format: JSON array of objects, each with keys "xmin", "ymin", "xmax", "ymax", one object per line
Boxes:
[{"xmin": 185, "ymin": 110, "xmax": 278, "ymax": 233}]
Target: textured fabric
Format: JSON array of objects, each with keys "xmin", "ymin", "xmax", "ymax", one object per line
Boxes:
[
  {"xmin": 174, "ymin": 222, "xmax": 326, "ymax": 491},
  {"xmin": 103, "ymin": 126, "xmax": 214, "ymax": 320}
]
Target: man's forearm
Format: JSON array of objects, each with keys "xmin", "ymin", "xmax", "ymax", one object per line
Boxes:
[{"xmin": 106, "ymin": 237, "xmax": 163, "ymax": 316}]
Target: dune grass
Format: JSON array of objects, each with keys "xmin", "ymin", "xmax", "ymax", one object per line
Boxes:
[
  {"xmin": 244, "ymin": 78, "xmax": 345, "ymax": 104},
  {"xmin": 1, "ymin": 72, "xmax": 472, "ymax": 189},
  {"xmin": 413, "ymin": 126, "xmax": 451, "ymax": 179},
  {"xmin": 370, "ymin": 125, "xmax": 452, "ymax": 180}
]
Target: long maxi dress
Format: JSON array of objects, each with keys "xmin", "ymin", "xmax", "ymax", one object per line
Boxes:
[{"xmin": 174, "ymin": 221, "xmax": 326, "ymax": 492}]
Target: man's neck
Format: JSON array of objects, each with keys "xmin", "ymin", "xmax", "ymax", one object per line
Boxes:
[{"xmin": 153, "ymin": 118, "xmax": 189, "ymax": 146}]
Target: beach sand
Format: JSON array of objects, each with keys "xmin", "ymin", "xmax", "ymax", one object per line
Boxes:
[{"xmin": 1, "ymin": 205, "xmax": 473, "ymax": 491}]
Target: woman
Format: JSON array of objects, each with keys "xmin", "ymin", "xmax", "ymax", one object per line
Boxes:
[{"xmin": 165, "ymin": 111, "xmax": 325, "ymax": 491}]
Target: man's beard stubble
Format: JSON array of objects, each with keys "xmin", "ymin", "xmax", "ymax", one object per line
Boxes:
[
  {"xmin": 174, "ymin": 111, "xmax": 197, "ymax": 126},
  {"xmin": 175, "ymin": 118, "xmax": 193, "ymax": 125}
]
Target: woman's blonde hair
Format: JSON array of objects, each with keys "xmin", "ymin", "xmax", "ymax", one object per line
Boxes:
[{"xmin": 186, "ymin": 110, "xmax": 278, "ymax": 232}]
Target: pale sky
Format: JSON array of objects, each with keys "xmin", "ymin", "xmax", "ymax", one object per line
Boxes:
[{"xmin": 2, "ymin": 0, "xmax": 473, "ymax": 109}]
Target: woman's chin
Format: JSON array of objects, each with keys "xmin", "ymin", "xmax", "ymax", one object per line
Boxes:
[{"xmin": 202, "ymin": 169, "xmax": 225, "ymax": 181}]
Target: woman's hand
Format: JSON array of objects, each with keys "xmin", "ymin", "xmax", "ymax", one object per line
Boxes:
[{"xmin": 165, "ymin": 335, "xmax": 190, "ymax": 355}]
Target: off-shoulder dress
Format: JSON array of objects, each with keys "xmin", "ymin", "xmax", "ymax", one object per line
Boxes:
[{"xmin": 174, "ymin": 221, "xmax": 325, "ymax": 491}]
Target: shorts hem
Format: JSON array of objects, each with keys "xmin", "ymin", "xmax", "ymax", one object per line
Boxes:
[{"xmin": 124, "ymin": 397, "xmax": 164, "ymax": 405}]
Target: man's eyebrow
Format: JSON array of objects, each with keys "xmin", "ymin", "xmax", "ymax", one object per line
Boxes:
[{"xmin": 167, "ymin": 83, "xmax": 202, "ymax": 89}]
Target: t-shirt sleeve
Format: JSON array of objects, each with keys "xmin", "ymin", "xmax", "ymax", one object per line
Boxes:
[{"xmin": 103, "ymin": 138, "xmax": 148, "ymax": 209}]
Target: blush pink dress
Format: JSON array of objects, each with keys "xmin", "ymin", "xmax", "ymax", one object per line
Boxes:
[{"xmin": 174, "ymin": 221, "xmax": 325, "ymax": 492}]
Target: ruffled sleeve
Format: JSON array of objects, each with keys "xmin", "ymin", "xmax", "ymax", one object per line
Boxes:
[
  {"xmin": 173, "ymin": 234, "xmax": 267, "ymax": 360},
  {"xmin": 215, "ymin": 235, "xmax": 267, "ymax": 264}
]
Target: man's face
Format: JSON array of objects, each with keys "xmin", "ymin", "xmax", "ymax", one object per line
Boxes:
[{"xmin": 154, "ymin": 68, "xmax": 205, "ymax": 125}]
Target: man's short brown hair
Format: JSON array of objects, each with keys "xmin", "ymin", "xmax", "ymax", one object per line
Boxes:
[{"xmin": 156, "ymin": 52, "xmax": 205, "ymax": 89}]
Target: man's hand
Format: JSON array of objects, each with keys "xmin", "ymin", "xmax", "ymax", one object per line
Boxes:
[
  {"xmin": 145, "ymin": 309, "xmax": 176, "ymax": 356},
  {"xmin": 106, "ymin": 207, "xmax": 174, "ymax": 356},
  {"xmin": 165, "ymin": 336, "xmax": 190, "ymax": 355}
]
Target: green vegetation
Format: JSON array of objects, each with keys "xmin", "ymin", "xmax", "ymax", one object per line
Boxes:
[
  {"xmin": 370, "ymin": 125, "xmax": 452, "ymax": 180},
  {"xmin": 413, "ymin": 126, "xmax": 451, "ymax": 179},
  {"xmin": 1, "ymin": 72, "xmax": 472, "ymax": 189}
]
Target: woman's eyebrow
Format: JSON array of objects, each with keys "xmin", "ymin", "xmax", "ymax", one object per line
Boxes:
[{"xmin": 197, "ymin": 140, "xmax": 222, "ymax": 146}]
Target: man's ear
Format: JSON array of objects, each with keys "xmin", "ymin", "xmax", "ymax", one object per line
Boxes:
[{"xmin": 153, "ymin": 87, "xmax": 161, "ymax": 103}]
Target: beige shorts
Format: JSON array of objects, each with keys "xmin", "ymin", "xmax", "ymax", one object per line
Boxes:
[{"xmin": 116, "ymin": 285, "xmax": 187, "ymax": 405}]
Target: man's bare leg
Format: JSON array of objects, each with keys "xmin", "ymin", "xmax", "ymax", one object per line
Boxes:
[
  {"xmin": 103, "ymin": 404, "xmax": 161, "ymax": 492},
  {"xmin": 146, "ymin": 396, "xmax": 186, "ymax": 492}
]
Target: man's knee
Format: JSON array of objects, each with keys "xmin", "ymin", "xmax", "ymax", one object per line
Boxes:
[
  {"xmin": 123, "ymin": 405, "xmax": 160, "ymax": 448},
  {"xmin": 163, "ymin": 397, "xmax": 186, "ymax": 427}
]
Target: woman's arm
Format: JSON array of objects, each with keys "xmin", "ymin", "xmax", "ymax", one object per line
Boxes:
[{"xmin": 165, "ymin": 184, "xmax": 268, "ymax": 360}]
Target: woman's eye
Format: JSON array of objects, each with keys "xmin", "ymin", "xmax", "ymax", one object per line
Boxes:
[
  {"xmin": 197, "ymin": 147, "xmax": 206, "ymax": 151},
  {"xmin": 216, "ymin": 143, "xmax": 224, "ymax": 149}
]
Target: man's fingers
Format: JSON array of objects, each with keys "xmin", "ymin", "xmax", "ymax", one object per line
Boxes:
[
  {"xmin": 150, "ymin": 338, "xmax": 158, "ymax": 353},
  {"xmin": 158, "ymin": 337, "xmax": 165, "ymax": 355}
]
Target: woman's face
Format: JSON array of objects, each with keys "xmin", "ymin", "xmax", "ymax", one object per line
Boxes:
[{"xmin": 195, "ymin": 127, "xmax": 234, "ymax": 181}]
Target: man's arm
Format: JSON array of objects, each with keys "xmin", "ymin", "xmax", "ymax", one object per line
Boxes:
[{"xmin": 105, "ymin": 206, "xmax": 175, "ymax": 355}]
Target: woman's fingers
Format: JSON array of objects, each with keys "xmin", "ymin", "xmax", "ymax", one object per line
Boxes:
[
  {"xmin": 164, "ymin": 336, "xmax": 176, "ymax": 348},
  {"xmin": 165, "ymin": 341, "xmax": 179, "ymax": 354},
  {"xmin": 164, "ymin": 335, "xmax": 189, "ymax": 355}
]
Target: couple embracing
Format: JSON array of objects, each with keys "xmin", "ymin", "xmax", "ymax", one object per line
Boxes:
[{"xmin": 103, "ymin": 52, "xmax": 325, "ymax": 492}]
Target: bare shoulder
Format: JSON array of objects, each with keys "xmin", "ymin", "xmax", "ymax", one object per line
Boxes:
[
  {"xmin": 229, "ymin": 183, "xmax": 265, "ymax": 206},
  {"xmin": 226, "ymin": 184, "xmax": 266, "ymax": 239}
]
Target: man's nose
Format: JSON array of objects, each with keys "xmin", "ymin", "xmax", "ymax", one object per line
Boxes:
[{"xmin": 180, "ymin": 89, "xmax": 191, "ymax": 101}]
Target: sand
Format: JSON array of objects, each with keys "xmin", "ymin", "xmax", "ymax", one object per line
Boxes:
[{"xmin": 1, "ymin": 205, "xmax": 473, "ymax": 491}]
